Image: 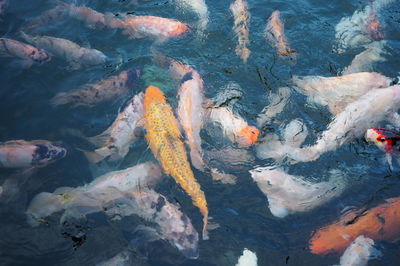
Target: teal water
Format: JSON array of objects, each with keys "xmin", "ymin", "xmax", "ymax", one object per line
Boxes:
[{"xmin": 0, "ymin": 0, "xmax": 400, "ymax": 265}]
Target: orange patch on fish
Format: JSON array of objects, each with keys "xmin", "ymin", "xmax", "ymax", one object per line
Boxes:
[
  {"xmin": 235, "ymin": 125, "xmax": 260, "ymax": 147},
  {"xmin": 309, "ymin": 197, "xmax": 400, "ymax": 255}
]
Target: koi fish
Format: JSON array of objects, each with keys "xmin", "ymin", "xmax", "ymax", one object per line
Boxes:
[
  {"xmin": 342, "ymin": 41, "xmax": 388, "ymax": 75},
  {"xmin": 51, "ymin": 69, "xmax": 140, "ymax": 107},
  {"xmin": 84, "ymin": 93, "xmax": 144, "ymax": 163},
  {"xmin": 230, "ymin": 0, "xmax": 251, "ymax": 63},
  {"xmin": 26, "ymin": 162, "xmax": 162, "ymax": 226},
  {"xmin": 265, "ymin": 10, "xmax": 295, "ymax": 59},
  {"xmin": 20, "ymin": 32, "xmax": 106, "ymax": 69},
  {"xmin": 259, "ymin": 85, "xmax": 400, "ymax": 163},
  {"xmin": 118, "ymin": 15, "xmax": 190, "ymax": 42},
  {"xmin": 0, "ymin": 0, "xmax": 8, "ymax": 21},
  {"xmin": 144, "ymin": 85, "xmax": 209, "ymax": 240},
  {"xmin": 0, "ymin": 140, "xmax": 66, "ymax": 168},
  {"xmin": 365, "ymin": 128, "xmax": 400, "ymax": 170},
  {"xmin": 153, "ymin": 53, "xmax": 206, "ymax": 171},
  {"xmin": 250, "ymin": 166, "xmax": 345, "ymax": 218},
  {"xmin": 0, "ymin": 38, "xmax": 51, "ymax": 67},
  {"xmin": 309, "ymin": 197, "xmax": 400, "ymax": 255},
  {"xmin": 104, "ymin": 190, "xmax": 199, "ymax": 259},
  {"xmin": 256, "ymin": 87, "xmax": 291, "ymax": 128},
  {"xmin": 292, "ymin": 72, "xmax": 394, "ymax": 115},
  {"xmin": 336, "ymin": 235, "xmax": 381, "ymax": 266},
  {"xmin": 334, "ymin": 0, "xmax": 396, "ymax": 53},
  {"xmin": 207, "ymin": 106, "xmax": 259, "ymax": 147},
  {"xmin": 173, "ymin": 0, "xmax": 208, "ymax": 33}
]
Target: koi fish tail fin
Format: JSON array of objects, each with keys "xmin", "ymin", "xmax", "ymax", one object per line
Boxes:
[
  {"xmin": 202, "ymin": 216, "xmax": 209, "ymax": 240},
  {"xmin": 26, "ymin": 192, "xmax": 64, "ymax": 227}
]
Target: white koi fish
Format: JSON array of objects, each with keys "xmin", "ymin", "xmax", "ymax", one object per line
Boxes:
[
  {"xmin": 84, "ymin": 93, "xmax": 144, "ymax": 163},
  {"xmin": 336, "ymin": 235, "xmax": 381, "ymax": 266}
]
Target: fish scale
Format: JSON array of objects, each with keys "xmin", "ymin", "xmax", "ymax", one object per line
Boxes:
[{"xmin": 144, "ymin": 86, "xmax": 209, "ymax": 240}]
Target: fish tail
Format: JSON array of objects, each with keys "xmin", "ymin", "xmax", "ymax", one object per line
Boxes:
[
  {"xmin": 202, "ymin": 212, "xmax": 209, "ymax": 240},
  {"xmin": 50, "ymin": 92, "xmax": 72, "ymax": 107},
  {"xmin": 83, "ymin": 148, "xmax": 111, "ymax": 163}
]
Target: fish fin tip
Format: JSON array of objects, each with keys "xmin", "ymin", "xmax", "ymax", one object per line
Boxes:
[{"xmin": 83, "ymin": 150, "xmax": 107, "ymax": 163}]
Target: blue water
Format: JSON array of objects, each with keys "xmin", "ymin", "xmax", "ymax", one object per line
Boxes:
[{"xmin": 0, "ymin": 0, "xmax": 400, "ymax": 265}]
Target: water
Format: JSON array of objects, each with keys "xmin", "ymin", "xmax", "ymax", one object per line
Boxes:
[{"xmin": 0, "ymin": 0, "xmax": 400, "ymax": 265}]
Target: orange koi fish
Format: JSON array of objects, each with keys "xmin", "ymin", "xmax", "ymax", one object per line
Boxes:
[
  {"xmin": 144, "ymin": 85, "xmax": 209, "ymax": 240},
  {"xmin": 310, "ymin": 197, "xmax": 400, "ymax": 255},
  {"xmin": 265, "ymin": 10, "xmax": 295, "ymax": 60},
  {"xmin": 230, "ymin": 0, "xmax": 251, "ymax": 63}
]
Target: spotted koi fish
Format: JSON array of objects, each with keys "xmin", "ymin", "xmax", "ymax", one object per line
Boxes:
[
  {"xmin": 365, "ymin": 128, "xmax": 400, "ymax": 170},
  {"xmin": 0, "ymin": 38, "xmax": 51, "ymax": 67},
  {"xmin": 144, "ymin": 85, "xmax": 209, "ymax": 240},
  {"xmin": 0, "ymin": 140, "xmax": 66, "ymax": 168},
  {"xmin": 230, "ymin": 0, "xmax": 251, "ymax": 63}
]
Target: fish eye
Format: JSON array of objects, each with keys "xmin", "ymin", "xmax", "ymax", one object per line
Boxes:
[{"xmin": 377, "ymin": 137, "xmax": 386, "ymax": 142}]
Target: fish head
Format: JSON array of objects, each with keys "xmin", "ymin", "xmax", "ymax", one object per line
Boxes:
[
  {"xmin": 169, "ymin": 22, "xmax": 191, "ymax": 37},
  {"xmin": 30, "ymin": 48, "xmax": 51, "ymax": 64},
  {"xmin": 365, "ymin": 128, "xmax": 400, "ymax": 153},
  {"xmin": 235, "ymin": 125, "xmax": 260, "ymax": 147},
  {"xmin": 31, "ymin": 142, "xmax": 67, "ymax": 167}
]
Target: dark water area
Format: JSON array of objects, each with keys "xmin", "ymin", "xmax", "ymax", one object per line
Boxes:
[{"xmin": 0, "ymin": 0, "xmax": 400, "ymax": 265}]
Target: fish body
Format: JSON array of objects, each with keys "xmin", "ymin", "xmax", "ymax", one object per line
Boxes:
[
  {"xmin": 0, "ymin": 140, "xmax": 66, "ymax": 168},
  {"xmin": 292, "ymin": 72, "xmax": 393, "ymax": 115},
  {"xmin": 207, "ymin": 106, "xmax": 259, "ymax": 147},
  {"xmin": 26, "ymin": 162, "xmax": 162, "ymax": 225},
  {"xmin": 265, "ymin": 85, "xmax": 400, "ymax": 163},
  {"xmin": 265, "ymin": 10, "xmax": 295, "ymax": 59},
  {"xmin": 250, "ymin": 166, "xmax": 345, "ymax": 218},
  {"xmin": 85, "ymin": 93, "xmax": 145, "ymax": 163},
  {"xmin": 337, "ymin": 235, "xmax": 381, "ymax": 266},
  {"xmin": 144, "ymin": 85, "xmax": 209, "ymax": 240},
  {"xmin": 310, "ymin": 197, "xmax": 400, "ymax": 255},
  {"xmin": 154, "ymin": 54, "xmax": 206, "ymax": 170},
  {"xmin": 173, "ymin": 0, "xmax": 208, "ymax": 33},
  {"xmin": 342, "ymin": 41, "xmax": 387, "ymax": 75},
  {"xmin": 21, "ymin": 32, "xmax": 106, "ymax": 69},
  {"xmin": 230, "ymin": 0, "xmax": 251, "ymax": 63},
  {"xmin": 0, "ymin": 38, "xmax": 51, "ymax": 67},
  {"xmin": 51, "ymin": 69, "xmax": 140, "ymax": 107},
  {"xmin": 0, "ymin": 0, "xmax": 8, "ymax": 21},
  {"xmin": 119, "ymin": 15, "xmax": 190, "ymax": 41},
  {"xmin": 105, "ymin": 190, "xmax": 199, "ymax": 259}
]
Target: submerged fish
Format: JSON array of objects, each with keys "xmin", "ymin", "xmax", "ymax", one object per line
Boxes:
[
  {"xmin": 230, "ymin": 0, "xmax": 251, "ymax": 63},
  {"xmin": 85, "ymin": 93, "xmax": 144, "ymax": 163},
  {"xmin": 104, "ymin": 190, "xmax": 199, "ymax": 259},
  {"xmin": 250, "ymin": 166, "xmax": 345, "ymax": 218},
  {"xmin": 144, "ymin": 85, "xmax": 209, "ymax": 240},
  {"xmin": 154, "ymin": 53, "xmax": 206, "ymax": 171},
  {"xmin": 119, "ymin": 15, "xmax": 190, "ymax": 42},
  {"xmin": 0, "ymin": 38, "xmax": 51, "ymax": 67},
  {"xmin": 0, "ymin": 140, "xmax": 66, "ymax": 168},
  {"xmin": 207, "ymin": 106, "xmax": 259, "ymax": 147},
  {"xmin": 334, "ymin": 0, "xmax": 396, "ymax": 53},
  {"xmin": 51, "ymin": 69, "xmax": 140, "ymax": 107},
  {"xmin": 259, "ymin": 85, "xmax": 400, "ymax": 163},
  {"xmin": 26, "ymin": 162, "xmax": 162, "ymax": 226},
  {"xmin": 337, "ymin": 235, "xmax": 381, "ymax": 266},
  {"xmin": 0, "ymin": 0, "xmax": 8, "ymax": 21},
  {"xmin": 173, "ymin": 0, "xmax": 209, "ymax": 33},
  {"xmin": 365, "ymin": 128, "xmax": 400, "ymax": 169},
  {"xmin": 265, "ymin": 10, "xmax": 295, "ymax": 59},
  {"xmin": 292, "ymin": 72, "xmax": 393, "ymax": 115},
  {"xmin": 20, "ymin": 32, "xmax": 107, "ymax": 69},
  {"xmin": 310, "ymin": 197, "xmax": 400, "ymax": 255},
  {"xmin": 342, "ymin": 41, "xmax": 388, "ymax": 75},
  {"xmin": 256, "ymin": 87, "xmax": 291, "ymax": 128}
]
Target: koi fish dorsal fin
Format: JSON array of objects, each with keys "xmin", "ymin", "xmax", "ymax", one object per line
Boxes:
[{"xmin": 144, "ymin": 86, "xmax": 167, "ymax": 107}]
